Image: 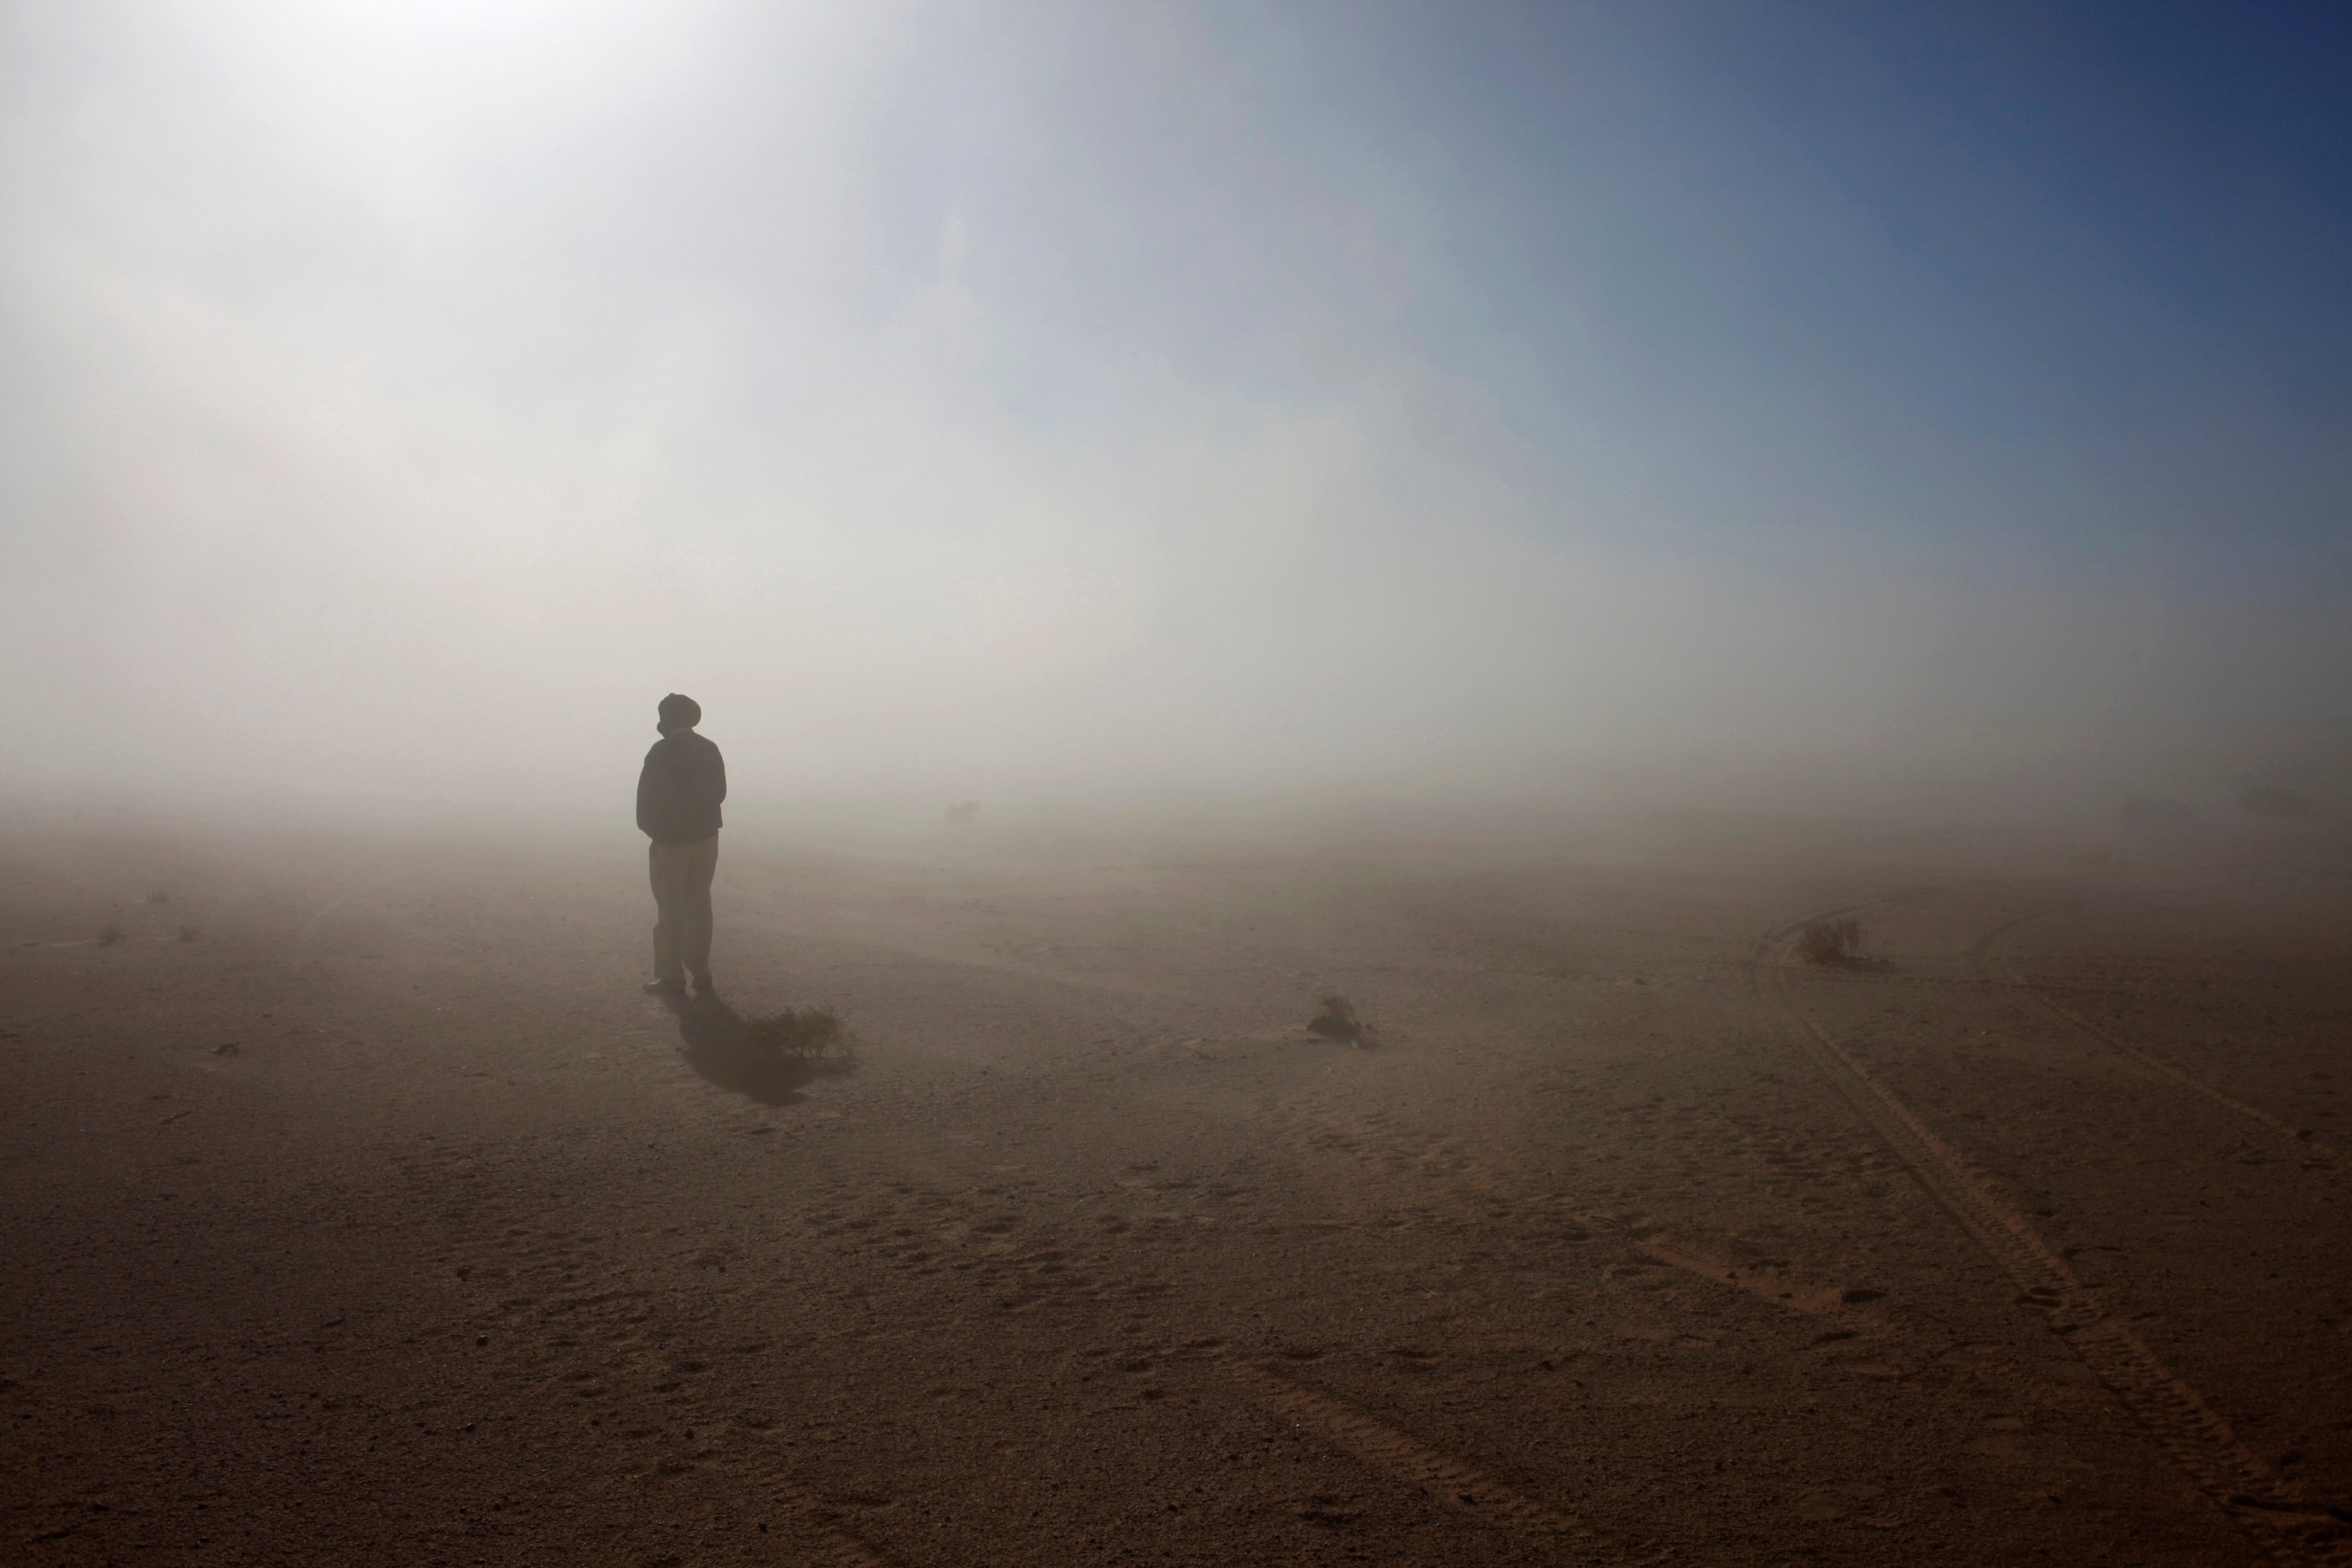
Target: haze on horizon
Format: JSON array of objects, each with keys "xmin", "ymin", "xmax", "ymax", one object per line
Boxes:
[{"xmin": 2, "ymin": 1, "xmax": 2347, "ymax": 829}]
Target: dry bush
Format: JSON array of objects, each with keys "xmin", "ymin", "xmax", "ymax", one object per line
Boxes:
[
  {"xmin": 742, "ymin": 1005, "xmax": 848, "ymax": 1058},
  {"xmin": 1308, "ymin": 992, "xmax": 1365, "ymax": 1044},
  {"xmin": 96, "ymin": 923, "xmax": 124, "ymax": 947},
  {"xmin": 177, "ymin": 925, "xmax": 201, "ymax": 942},
  {"xmin": 145, "ymin": 891, "xmax": 170, "ymax": 906},
  {"xmin": 1795, "ymin": 916, "xmax": 1861, "ymax": 965}
]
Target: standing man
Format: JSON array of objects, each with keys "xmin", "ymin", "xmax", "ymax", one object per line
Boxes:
[{"xmin": 637, "ymin": 693, "xmax": 726, "ymax": 996}]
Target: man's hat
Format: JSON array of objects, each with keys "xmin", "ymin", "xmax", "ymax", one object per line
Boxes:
[{"xmin": 658, "ymin": 692, "xmax": 701, "ymax": 728}]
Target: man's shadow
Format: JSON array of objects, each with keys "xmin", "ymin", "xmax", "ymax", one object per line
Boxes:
[{"xmin": 662, "ymin": 993, "xmax": 852, "ymax": 1107}]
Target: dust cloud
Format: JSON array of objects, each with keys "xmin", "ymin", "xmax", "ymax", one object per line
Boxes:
[{"xmin": 3, "ymin": 2, "xmax": 2342, "ymax": 837}]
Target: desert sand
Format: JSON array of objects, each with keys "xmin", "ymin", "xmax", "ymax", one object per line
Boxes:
[{"xmin": 3, "ymin": 812, "xmax": 2348, "ymax": 1565}]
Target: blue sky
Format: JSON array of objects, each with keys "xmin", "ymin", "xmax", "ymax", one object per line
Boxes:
[
  {"xmin": 2, "ymin": 1, "xmax": 2346, "ymax": 811},
  {"xmin": 888, "ymin": 1, "xmax": 2352, "ymax": 575}
]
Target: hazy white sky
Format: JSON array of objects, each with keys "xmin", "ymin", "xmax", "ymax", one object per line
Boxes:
[{"xmin": 3, "ymin": 2, "xmax": 2346, "ymax": 817}]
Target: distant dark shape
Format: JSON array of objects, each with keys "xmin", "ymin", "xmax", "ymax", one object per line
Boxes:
[
  {"xmin": 145, "ymin": 890, "xmax": 169, "ymax": 906},
  {"xmin": 96, "ymin": 922, "xmax": 123, "ymax": 947},
  {"xmin": 176, "ymin": 924, "xmax": 200, "ymax": 942},
  {"xmin": 944, "ymin": 800, "xmax": 982, "ymax": 824},
  {"xmin": 2240, "ymin": 786, "xmax": 2314, "ymax": 819},
  {"xmin": 2116, "ymin": 795, "xmax": 2198, "ymax": 839},
  {"xmin": 1308, "ymin": 992, "xmax": 1370, "ymax": 1046},
  {"xmin": 637, "ymin": 693, "xmax": 726, "ymax": 997}
]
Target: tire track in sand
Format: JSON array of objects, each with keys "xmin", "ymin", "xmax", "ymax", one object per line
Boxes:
[
  {"xmin": 1760, "ymin": 907, "xmax": 2352, "ymax": 1567},
  {"xmin": 1266, "ymin": 1098, "xmax": 1904, "ymax": 1336},
  {"xmin": 1232, "ymin": 1361, "xmax": 1630, "ymax": 1562},
  {"xmin": 1249, "ymin": 1105, "xmax": 1920, "ymax": 1559},
  {"xmin": 1971, "ymin": 905, "xmax": 2340, "ymax": 1166},
  {"xmin": 765, "ymin": 1483, "xmax": 906, "ymax": 1568}
]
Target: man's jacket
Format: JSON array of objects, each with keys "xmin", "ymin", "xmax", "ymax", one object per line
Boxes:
[{"xmin": 637, "ymin": 731, "xmax": 727, "ymax": 847}]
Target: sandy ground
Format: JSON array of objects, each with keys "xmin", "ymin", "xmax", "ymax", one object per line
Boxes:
[{"xmin": 2, "ymin": 813, "xmax": 2349, "ymax": 1566}]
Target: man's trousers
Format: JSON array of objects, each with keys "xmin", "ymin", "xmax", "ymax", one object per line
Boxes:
[{"xmin": 648, "ymin": 835, "xmax": 718, "ymax": 985}]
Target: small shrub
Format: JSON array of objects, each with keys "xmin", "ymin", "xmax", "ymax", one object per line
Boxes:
[
  {"xmin": 742, "ymin": 1005, "xmax": 847, "ymax": 1058},
  {"xmin": 1795, "ymin": 917, "xmax": 1861, "ymax": 965},
  {"xmin": 1308, "ymin": 992, "xmax": 1365, "ymax": 1044},
  {"xmin": 145, "ymin": 891, "xmax": 170, "ymax": 906},
  {"xmin": 177, "ymin": 925, "xmax": 201, "ymax": 943},
  {"xmin": 96, "ymin": 923, "xmax": 125, "ymax": 947}
]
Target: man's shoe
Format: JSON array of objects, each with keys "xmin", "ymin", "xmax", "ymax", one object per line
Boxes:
[
  {"xmin": 643, "ymin": 978, "xmax": 685, "ymax": 996},
  {"xmin": 689, "ymin": 971, "xmax": 717, "ymax": 997}
]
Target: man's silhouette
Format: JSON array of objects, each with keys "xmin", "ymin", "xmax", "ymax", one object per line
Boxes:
[{"xmin": 637, "ymin": 693, "xmax": 726, "ymax": 996}]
